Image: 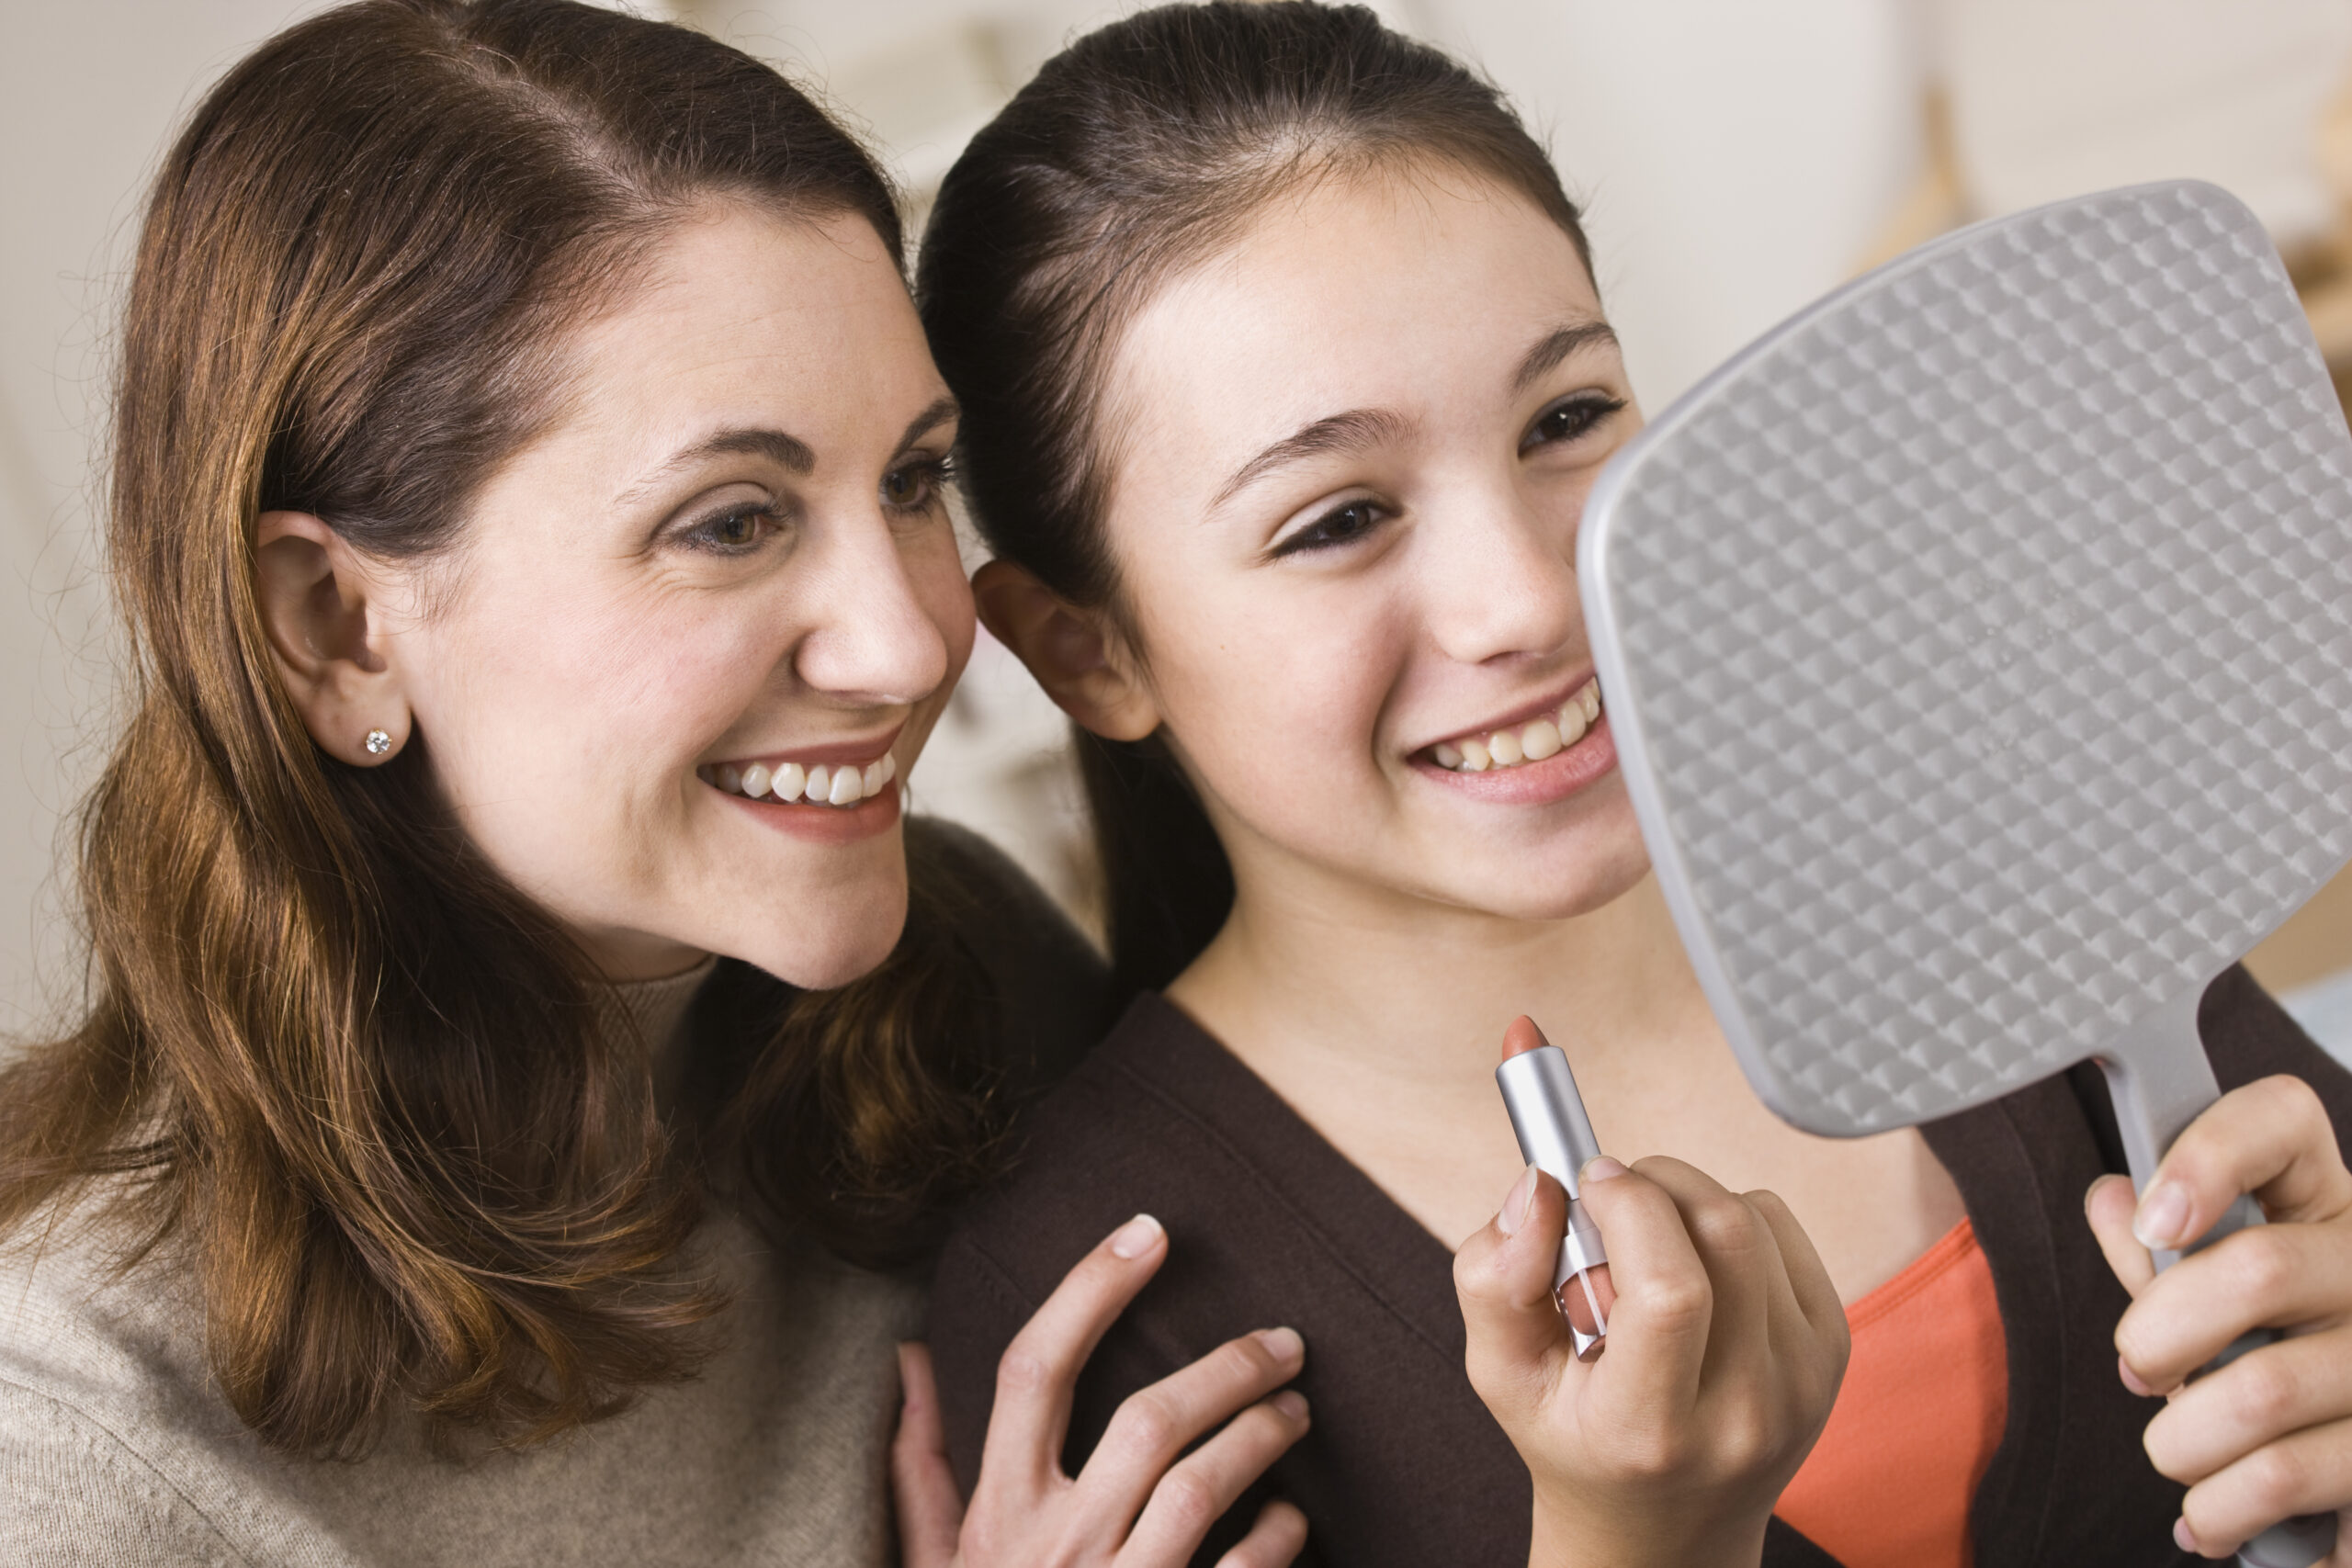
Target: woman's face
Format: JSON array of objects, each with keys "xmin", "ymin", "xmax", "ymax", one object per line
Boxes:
[
  {"xmin": 379, "ymin": 204, "xmax": 973, "ymax": 984},
  {"xmin": 1094, "ymin": 164, "xmax": 1648, "ymax": 923}
]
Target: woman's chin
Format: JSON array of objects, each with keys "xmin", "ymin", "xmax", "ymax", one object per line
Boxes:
[{"xmin": 732, "ymin": 900, "xmax": 910, "ymax": 992}]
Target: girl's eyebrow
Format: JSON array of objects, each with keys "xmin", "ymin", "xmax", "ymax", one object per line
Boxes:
[
  {"xmin": 1513, "ymin": 319, "xmax": 1620, "ymax": 393},
  {"xmin": 1210, "ymin": 406, "xmax": 1416, "ymax": 512}
]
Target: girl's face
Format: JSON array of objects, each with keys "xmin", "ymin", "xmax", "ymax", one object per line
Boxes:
[
  {"xmin": 1091, "ymin": 164, "xmax": 1647, "ymax": 922},
  {"xmin": 328, "ymin": 205, "xmax": 973, "ymax": 985}
]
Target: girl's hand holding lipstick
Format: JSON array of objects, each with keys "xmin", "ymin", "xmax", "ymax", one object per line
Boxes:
[{"xmin": 1454, "ymin": 1022, "xmax": 1849, "ymax": 1568}]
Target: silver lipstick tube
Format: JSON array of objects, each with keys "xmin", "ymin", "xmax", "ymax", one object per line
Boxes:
[{"xmin": 1496, "ymin": 1043, "xmax": 1610, "ymax": 1357}]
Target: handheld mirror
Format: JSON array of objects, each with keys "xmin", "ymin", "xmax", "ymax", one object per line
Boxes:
[{"xmin": 1579, "ymin": 181, "xmax": 2352, "ymax": 1568}]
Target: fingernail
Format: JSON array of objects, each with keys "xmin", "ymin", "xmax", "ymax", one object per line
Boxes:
[
  {"xmin": 1272, "ymin": 1389, "xmax": 1309, "ymax": 1420},
  {"xmin": 2135, "ymin": 1185, "xmax": 2189, "ymax": 1250},
  {"xmin": 2119, "ymin": 1353, "xmax": 2156, "ymax": 1398},
  {"xmin": 1498, "ymin": 1165, "xmax": 1537, "ymax": 1235},
  {"xmin": 1582, "ymin": 1156, "xmax": 1629, "ymax": 1184},
  {"xmin": 2173, "ymin": 1517, "xmax": 2198, "ymax": 1554},
  {"xmin": 1109, "ymin": 1213, "xmax": 1164, "ymax": 1258},
  {"xmin": 1254, "ymin": 1325, "xmax": 1304, "ymax": 1362}
]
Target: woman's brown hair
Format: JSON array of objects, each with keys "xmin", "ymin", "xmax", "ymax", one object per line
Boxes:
[
  {"xmin": 0, "ymin": 0, "xmax": 1015, "ymax": 1458},
  {"xmin": 918, "ymin": 1, "xmax": 1597, "ymax": 1000}
]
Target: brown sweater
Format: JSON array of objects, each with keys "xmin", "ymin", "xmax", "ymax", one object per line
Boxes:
[{"xmin": 929, "ymin": 967, "xmax": 2352, "ymax": 1568}]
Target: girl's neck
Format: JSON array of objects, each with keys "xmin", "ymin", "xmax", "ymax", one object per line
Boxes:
[{"xmin": 1167, "ymin": 862, "xmax": 1715, "ymax": 1096}]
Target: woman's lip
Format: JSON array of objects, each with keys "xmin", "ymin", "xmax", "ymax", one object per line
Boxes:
[
  {"xmin": 1411, "ymin": 671, "xmax": 1597, "ymax": 757},
  {"xmin": 1415, "ymin": 714, "xmax": 1618, "ymax": 804},
  {"xmin": 718, "ymin": 777, "xmax": 902, "ymax": 842},
  {"xmin": 707, "ymin": 723, "xmax": 905, "ymax": 772}
]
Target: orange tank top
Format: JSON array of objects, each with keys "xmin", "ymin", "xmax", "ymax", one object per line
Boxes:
[{"xmin": 1773, "ymin": 1217, "xmax": 2008, "ymax": 1568}]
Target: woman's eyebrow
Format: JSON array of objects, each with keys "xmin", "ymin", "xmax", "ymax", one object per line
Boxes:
[
  {"xmin": 1210, "ymin": 407, "xmax": 1416, "ymax": 511},
  {"xmin": 894, "ymin": 395, "xmax": 960, "ymax": 455},
  {"xmin": 1513, "ymin": 320, "xmax": 1620, "ymax": 393},
  {"xmin": 614, "ymin": 426, "xmax": 817, "ymax": 507}
]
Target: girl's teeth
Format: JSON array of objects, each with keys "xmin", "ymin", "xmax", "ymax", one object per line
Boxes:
[
  {"xmin": 1431, "ymin": 681, "xmax": 1604, "ymax": 773},
  {"xmin": 773, "ymin": 761, "xmax": 807, "ymax": 802},
  {"xmin": 741, "ymin": 761, "xmax": 772, "ymax": 799}
]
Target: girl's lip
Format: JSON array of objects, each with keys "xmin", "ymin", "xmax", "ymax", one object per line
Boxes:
[
  {"xmin": 1414, "ymin": 714, "xmax": 1618, "ymax": 805},
  {"xmin": 707, "ymin": 722, "xmax": 905, "ymax": 773},
  {"xmin": 1411, "ymin": 671, "xmax": 1597, "ymax": 758}
]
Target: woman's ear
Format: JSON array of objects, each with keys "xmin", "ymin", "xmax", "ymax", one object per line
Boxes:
[
  {"xmin": 253, "ymin": 511, "xmax": 413, "ymax": 765},
  {"xmin": 972, "ymin": 558, "xmax": 1160, "ymax": 741}
]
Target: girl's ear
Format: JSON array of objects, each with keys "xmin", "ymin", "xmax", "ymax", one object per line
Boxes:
[
  {"xmin": 972, "ymin": 558, "xmax": 1160, "ymax": 741},
  {"xmin": 253, "ymin": 511, "xmax": 414, "ymax": 765}
]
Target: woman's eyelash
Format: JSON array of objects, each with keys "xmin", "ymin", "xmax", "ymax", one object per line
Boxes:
[
  {"xmin": 883, "ymin": 454, "xmax": 957, "ymax": 513},
  {"xmin": 1524, "ymin": 393, "xmax": 1627, "ymax": 450},
  {"xmin": 677, "ymin": 502, "xmax": 782, "ymax": 554}
]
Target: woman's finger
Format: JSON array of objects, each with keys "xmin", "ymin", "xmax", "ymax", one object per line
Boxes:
[
  {"xmin": 892, "ymin": 1342, "xmax": 967, "ymax": 1568},
  {"xmin": 980, "ymin": 1213, "xmax": 1170, "ymax": 1492},
  {"xmin": 2147, "ymin": 1323, "xmax": 2352, "ymax": 1483},
  {"xmin": 1210, "ymin": 1499, "xmax": 1311, "ymax": 1568},
  {"xmin": 1069, "ymin": 1325, "xmax": 1306, "ymax": 1535},
  {"xmin": 1119, "ymin": 1393, "xmax": 1313, "ymax": 1564},
  {"xmin": 2086, "ymin": 1174, "xmax": 2158, "ymax": 1300},
  {"xmin": 2177, "ymin": 1413, "xmax": 2352, "ymax": 1559},
  {"xmin": 2117, "ymin": 1219, "xmax": 2352, "ymax": 1394},
  {"xmin": 1453, "ymin": 1166, "xmax": 1577, "ymax": 1413},
  {"xmin": 2133, "ymin": 1077, "xmax": 2352, "ymax": 1256}
]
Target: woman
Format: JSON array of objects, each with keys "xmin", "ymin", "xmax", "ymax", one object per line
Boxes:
[
  {"xmin": 0, "ymin": 4, "xmax": 1311, "ymax": 1564},
  {"xmin": 916, "ymin": 6, "xmax": 2352, "ymax": 1566}
]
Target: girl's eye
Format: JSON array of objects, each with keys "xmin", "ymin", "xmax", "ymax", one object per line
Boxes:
[
  {"xmin": 681, "ymin": 503, "xmax": 779, "ymax": 554},
  {"xmin": 882, "ymin": 456, "xmax": 954, "ymax": 513},
  {"xmin": 1523, "ymin": 393, "xmax": 1627, "ymax": 453},
  {"xmin": 1273, "ymin": 499, "xmax": 1386, "ymax": 558}
]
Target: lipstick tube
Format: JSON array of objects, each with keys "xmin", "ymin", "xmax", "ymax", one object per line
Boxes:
[{"xmin": 1496, "ymin": 1028, "xmax": 1610, "ymax": 1359}]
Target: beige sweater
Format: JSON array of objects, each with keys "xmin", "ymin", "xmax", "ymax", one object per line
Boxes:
[{"xmin": 0, "ymin": 963, "xmax": 923, "ymax": 1568}]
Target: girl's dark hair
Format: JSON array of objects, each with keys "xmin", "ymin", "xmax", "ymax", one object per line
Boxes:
[
  {"xmin": 0, "ymin": 0, "xmax": 1013, "ymax": 1458},
  {"xmin": 919, "ymin": 1, "xmax": 1594, "ymax": 999}
]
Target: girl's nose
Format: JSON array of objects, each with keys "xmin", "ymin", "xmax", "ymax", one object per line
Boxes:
[{"xmin": 1421, "ymin": 486, "xmax": 1584, "ymax": 668}]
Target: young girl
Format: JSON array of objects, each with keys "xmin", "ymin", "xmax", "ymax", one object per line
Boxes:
[
  {"xmin": 914, "ymin": 6, "xmax": 2352, "ymax": 1565},
  {"xmin": 0, "ymin": 5, "xmax": 1313, "ymax": 1564}
]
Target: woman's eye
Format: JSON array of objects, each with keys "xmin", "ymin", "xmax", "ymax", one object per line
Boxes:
[
  {"xmin": 1523, "ymin": 394, "xmax": 1627, "ymax": 452},
  {"xmin": 1274, "ymin": 499, "xmax": 1385, "ymax": 557},
  {"xmin": 882, "ymin": 457, "xmax": 953, "ymax": 513},
  {"xmin": 682, "ymin": 504, "xmax": 778, "ymax": 554}
]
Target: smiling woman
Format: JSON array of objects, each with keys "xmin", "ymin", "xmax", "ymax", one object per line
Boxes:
[{"xmin": 0, "ymin": 4, "xmax": 1315, "ymax": 1566}]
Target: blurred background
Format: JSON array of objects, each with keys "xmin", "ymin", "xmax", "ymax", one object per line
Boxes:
[{"xmin": 3, "ymin": 0, "xmax": 2349, "ymax": 1051}]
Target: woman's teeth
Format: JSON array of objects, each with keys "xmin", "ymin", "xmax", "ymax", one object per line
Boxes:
[
  {"xmin": 701, "ymin": 752, "xmax": 896, "ymax": 807},
  {"xmin": 1430, "ymin": 680, "xmax": 1602, "ymax": 773}
]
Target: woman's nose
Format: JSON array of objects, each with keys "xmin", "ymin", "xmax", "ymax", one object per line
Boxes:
[
  {"xmin": 1421, "ymin": 485, "xmax": 1584, "ymax": 667},
  {"xmin": 790, "ymin": 517, "xmax": 955, "ymax": 707}
]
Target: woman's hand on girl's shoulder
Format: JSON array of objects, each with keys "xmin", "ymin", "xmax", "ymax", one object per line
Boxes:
[
  {"xmin": 892, "ymin": 1214, "xmax": 1311, "ymax": 1568},
  {"xmin": 2087, "ymin": 1073, "xmax": 2352, "ymax": 1562},
  {"xmin": 1453, "ymin": 1157, "xmax": 1849, "ymax": 1568}
]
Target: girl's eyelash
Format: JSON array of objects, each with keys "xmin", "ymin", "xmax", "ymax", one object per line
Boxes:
[
  {"xmin": 1270, "ymin": 497, "xmax": 1387, "ymax": 559},
  {"xmin": 1523, "ymin": 392, "xmax": 1628, "ymax": 451}
]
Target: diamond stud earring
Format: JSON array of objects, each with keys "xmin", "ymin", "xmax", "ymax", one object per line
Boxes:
[{"xmin": 364, "ymin": 728, "xmax": 393, "ymax": 757}]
